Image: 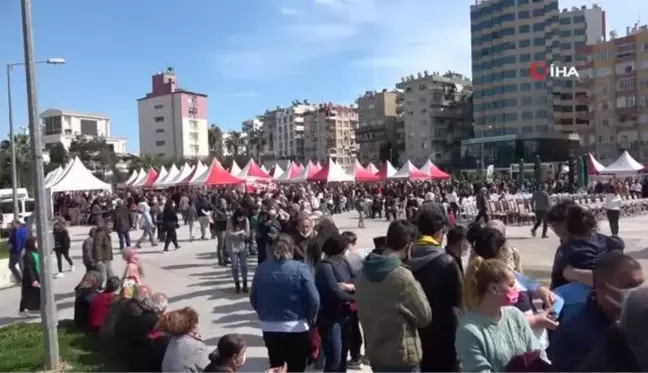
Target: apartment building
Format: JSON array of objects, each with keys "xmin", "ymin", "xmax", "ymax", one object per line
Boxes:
[
  {"xmin": 396, "ymin": 71, "xmax": 474, "ymax": 166},
  {"xmin": 580, "ymin": 25, "xmax": 648, "ymax": 161},
  {"xmin": 468, "ymin": 0, "xmax": 603, "ymax": 167},
  {"xmin": 303, "ymin": 103, "xmax": 358, "ymax": 168},
  {"xmin": 40, "ymin": 108, "xmax": 127, "ymax": 154},
  {"xmin": 356, "ymin": 90, "xmax": 401, "ymax": 164},
  {"xmin": 259, "ymin": 109, "xmax": 278, "ymax": 162},
  {"xmin": 137, "ymin": 68, "xmax": 209, "ymax": 160}
]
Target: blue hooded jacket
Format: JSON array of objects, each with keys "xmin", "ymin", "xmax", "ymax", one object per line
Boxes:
[{"xmin": 9, "ymin": 225, "xmax": 29, "ymax": 255}]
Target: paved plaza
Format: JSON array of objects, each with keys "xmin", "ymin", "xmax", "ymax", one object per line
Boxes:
[{"xmin": 0, "ymin": 211, "xmax": 648, "ymax": 371}]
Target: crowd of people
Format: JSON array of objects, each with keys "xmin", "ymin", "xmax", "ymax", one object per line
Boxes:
[{"xmin": 6, "ymin": 175, "xmax": 648, "ymax": 372}]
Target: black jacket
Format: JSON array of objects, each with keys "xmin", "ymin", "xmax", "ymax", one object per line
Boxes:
[
  {"xmin": 53, "ymin": 227, "xmax": 71, "ymax": 250},
  {"xmin": 113, "ymin": 205, "xmax": 131, "ymax": 233},
  {"xmin": 407, "ymin": 241, "xmax": 463, "ymax": 372},
  {"xmin": 577, "ymin": 323, "xmax": 642, "ymax": 372}
]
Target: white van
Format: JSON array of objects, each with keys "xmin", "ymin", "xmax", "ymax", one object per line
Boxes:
[{"xmin": 0, "ymin": 188, "xmax": 35, "ymax": 232}]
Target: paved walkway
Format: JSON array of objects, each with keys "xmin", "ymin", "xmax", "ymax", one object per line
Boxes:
[{"xmin": 0, "ymin": 211, "xmax": 647, "ymax": 371}]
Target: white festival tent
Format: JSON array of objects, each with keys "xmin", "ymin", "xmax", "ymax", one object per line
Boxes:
[
  {"xmin": 283, "ymin": 161, "xmax": 319, "ymax": 183},
  {"xmin": 230, "ymin": 161, "xmax": 242, "ymax": 176},
  {"xmin": 162, "ymin": 162, "xmax": 190, "ymax": 187},
  {"xmin": 366, "ymin": 163, "xmax": 379, "ymax": 174},
  {"xmin": 123, "ymin": 169, "xmax": 139, "ymax": 185},
  {"xmin": 46, "ymin": 159, "xmax": 73, "ymax": 188},
  {"xmin": 44, "ymin": 166, "xmax": 63, "ymax": 185},
  {"xmin": 261, "ymin": 164, "xmax": 269, "ymax": 173},
  {"xmin": 48, "ymin": 156, "xmax": 112, "ymax": 193},
  {"xmin": 130, "ymin": 168, "xmax": 148, "ymax": 186},
  {"xmin": 152, "ymin": 167, "xmax": 168, "ymax": 187},
  {"xmin": 270, "ymin": 164, "xmax": 285, "ymax": 179},
  {"xmin": 188, "ymin": 161, "xmax": 208, "ymax": 184},
  {"xmin": 601, "ymin": 151, "xmax": 644, "ymax": 175},
  {"xmin": 392, "ymin": 160, "xmax": 429, "ymax": 181},
  {"xmin": 156, "ymin": 164, "xmax": 180, "ymax": 187}
]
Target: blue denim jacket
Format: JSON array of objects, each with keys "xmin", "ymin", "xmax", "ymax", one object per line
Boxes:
[{"xmin": 250, "ymin": 259, "xmax": 320, "ymax": 323}]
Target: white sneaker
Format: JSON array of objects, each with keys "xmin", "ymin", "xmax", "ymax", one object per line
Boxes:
[
  {"xmin": 19, "ymin": 311, "xmax": 32, "ymax": 317},
  {"xmin": 54, "ymin": 272, "xmax": 64, "ymax": 279},
  {"xmin": 69, "ymin": 265, "xmax": 75, "ymax": 272}
]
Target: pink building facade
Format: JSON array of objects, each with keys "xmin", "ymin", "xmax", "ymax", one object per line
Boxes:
[{"xmin": 137, "ymin": 70, "xmax": 209, "ymax": 160}]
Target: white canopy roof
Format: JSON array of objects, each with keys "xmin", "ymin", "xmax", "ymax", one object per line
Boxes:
[
  {"xmin": 46, "ymin": 159, "xmax": 73, "ymax": 188},
  {"xmin": 44, "ymin": 166, "xmax": 63, "ymax": 185},
  {"xmin": 310, "ymin": 159, "xmax": 354, "ymax": 182},
  {"xmin": 261, "ymin": 164, "xmax": 269, "ymax": 173},
  {"xmin": 162, "ymin": 162, "xmax": 191, "ymax": 186},
  {"xmin": 230, "ymin": 161, "xmax": 242, "ymax": 176},
  {"xmin": 130, "ymin": 168, "xmax": 148, "ymax": 186},
  {"xmin": 602, "ymin": 151, "xmax": 644, "ymax": 174},
  {"xmin": 48, "ymin": 156, "xmax": 112, "ymax": 193},
  {"xmin": 124, "ymin": 169, "xmax": 139, "ymax": 185},
  {"xmin": 152, "ymin": 166, "xmax": 168, "ymax": 187},
  {"xmin": 156, "ymin": 164, "xmax": 180, "ymax": 187},
  {"xmin": 392, "ymin": 160, "xmax": 429, "ymax": 180},
  {"xmin": 271, "ymin": 164, "xmax": 285, "ymax": 179},
  {"xmin": 188, "ymin": 161, "xmax": 208, "ymax": 184}
]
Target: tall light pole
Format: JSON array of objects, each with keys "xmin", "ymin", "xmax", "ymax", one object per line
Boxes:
[
  {"xmin": 20, "ymin": 0, "xmax": 60, "ymax": 369},
  {"xmin": 7, "ymin": 58, "xmax": 65, "ymax": 220}
]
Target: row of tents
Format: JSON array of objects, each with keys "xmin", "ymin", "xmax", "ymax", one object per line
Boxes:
[
  {"xmin": 587, "ymin": 151, "xmax": 647, "ymax": 176},
  {"xmin": 121, "ymin": 158, "xmax": 451, "ymax": 188}
]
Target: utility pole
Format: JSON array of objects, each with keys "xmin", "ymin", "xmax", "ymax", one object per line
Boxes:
[{"xmin": 20, "ymin": 0, "xmax": 59, "ymax": 369}]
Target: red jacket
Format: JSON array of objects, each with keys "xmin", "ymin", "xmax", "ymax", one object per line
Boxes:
[{"xmin": 89, "ymin": 291, "xmax": 115, "ymax": 332}]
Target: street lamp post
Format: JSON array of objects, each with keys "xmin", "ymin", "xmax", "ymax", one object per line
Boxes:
[
  {"xmin": 20, "ymin": 0, "xmax": 65, "ymax": 369},
  {"xmin": 6, "ymin": 58, "xmax": 65, "ymax": 220}
]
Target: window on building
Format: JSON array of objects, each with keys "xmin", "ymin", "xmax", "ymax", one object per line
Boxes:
[
  {"xmin": 156, "ymin": 140, "xmax": 166, "ymax": 146},
  {"xmin": 156, "ymin": 128, "xmax": 164, "ymax": 133},
  {"xmin": 154, "ymin": 116, "xmax": 164, "ymax": 122},
  {"xmin": 154, "ymin": 104, "xmax": 164, "ymax": 109},
  {"xmin": 43, "ymin": 116, "xmax": 62, "ymax": 135},
  {"xmin": 80, "ymin": 119, "xmax": 98, "ymax": 136}
]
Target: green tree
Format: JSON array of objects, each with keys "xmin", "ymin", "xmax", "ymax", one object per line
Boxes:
[
  {"xmin": 0, "ymin": 134, "xmax": 33, "ymax": 189},
  {"xmin": 130, "ymin": 154, "xmax": 164, "ymax": 170},
  {"xmin": 247, "ymin": 128, "xmax": 266, "ymax": 162},
  {"xmin": 48, "ymin": 142, "xmax": 69, "ymax": 166},
  {"xmin": 225, "ymin": 131, "xmax": 244, "ymax": 156}
]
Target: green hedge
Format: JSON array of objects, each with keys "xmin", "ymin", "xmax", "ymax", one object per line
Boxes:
[{"xmin": 0, "ymin": 320, "xmax": 126, "ymax": 372}]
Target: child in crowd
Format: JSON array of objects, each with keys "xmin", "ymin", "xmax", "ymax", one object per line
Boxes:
[{"xmin": 121, "ymin": 248, "xmax": 144, "ymax": 298}]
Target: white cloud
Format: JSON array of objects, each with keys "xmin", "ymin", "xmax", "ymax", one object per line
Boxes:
[{"xmin": 214, "ymin": 0, "xmax": 472, "ymax": 82}]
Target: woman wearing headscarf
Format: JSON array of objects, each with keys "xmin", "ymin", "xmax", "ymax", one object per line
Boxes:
[
  {"xmin": 121, "ymin": 247, "xmax": 144, "ymax": 298},
  {"xmin": 74, "ymin": 270, "xmax": 102, "ymax": 331},
  {"xmin": 162, "ymin": 199, "xmax": 180, "ymax": 252},
  {"xmin": 19, "ymin": 237, "xmax": 40, "ymax": 317},
  {"xmin": 226, "ymin": 208, "xmax": 250, "ymax": 293}
]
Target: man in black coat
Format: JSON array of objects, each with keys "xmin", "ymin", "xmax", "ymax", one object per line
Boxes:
[
  {"xmin": 406, "ymin": 202, "xmax": 463, "ymax": 372},
  {"xmin": 112, "ymin": 200, "xmax": 132, "ymax": 251}
]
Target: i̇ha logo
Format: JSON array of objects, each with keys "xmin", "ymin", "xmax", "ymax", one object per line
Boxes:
[{"xmin": 530, "ymin": 61, "xmax": 579, "ymax": 81}]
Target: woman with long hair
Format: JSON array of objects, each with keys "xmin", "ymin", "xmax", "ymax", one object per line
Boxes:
[
  {"xmin": 456, "ymin": 258, "xmax": 545, "ymax": 372},
  {"xmin": 162, "ymin": 199, "xmax": 180, "ymax": 252},
  {"xmin": 53, "ymin": 217, "xmax": 74, "ymax": 278},
  {"xmin": 159, "ymin": 307, "xmax": 210, "ymax": 372},
  {"xmin": 20, "ymin": 237, "xmax": 40, "ymax": 317},
  {"xmin": 204, "ymin": 333, "xmax": 248, "ymax": 372},
  {"xmin": 226, "ymin": 208, "xmax": 250, "ymax": 293}
]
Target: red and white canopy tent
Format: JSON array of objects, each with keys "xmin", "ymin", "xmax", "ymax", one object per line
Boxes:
[
  {"xmin": 274, "ymin": 162, "xmax": 302, "ymax": 182},
  {"xmin": 366, "ymin": 163, "xmax": 379, "ymax": 174},
  {"xmin": 348, "ymin": 159, "xmax": 380, "ymax": 182},
  {"xmin": 392, "ymin": 160, "xmax": 429, "ymax": 181},
  {"xmin": 126, "ymin": 168, "xmax": 148, "ymax": 187},
  {"xmin": 268, "ymin": 164, "xmax": 284, "ymax": 178},
  {"xmin": 284, "ymin": 161, "xmax": 320, "ymax": 183},
  {"xmin": 151, "ymin": 166, "xmax": 169, "ymax": 188},
  {"xmin": 192, "ymin": 159, "xmax": 244, "ymax": 186},
  {"xmin": 309, "ymin": 159, "xmax": 354, "ymax": 182},
  {"xmin": 132, "ymin": 168, "xmax": 159, "ymax": 188},
  {"xmin": 421, "ymin": 159, "xmax": 451, "ymax": 180},
  {"xmin": 238, "ymin": 159, "xmax": 272, "ymax": 181},
  {"xmin": 587, "ymin": 153, "xmax": 606, "ymax": 175},
  {"xmin": 312, "ymin": 161, "xmax": 323, "ymax": 173},
  {"xmin": 296, "ymin": 162, "xmax": 304, "ymax": 171},
  {"xmin": 375, "ymin": 161, "xmax": 398, "ymax": 180},
  {"xmin": 601, "ymin": 151, "xmax": 644, "ymax": 175},
  {"xmin": 160, "ymin": 162, "xmax": 191, "ymax": 187},
  {"xmin": 261, "ymin": 164, "xmax": 269, "ymax": 174}
]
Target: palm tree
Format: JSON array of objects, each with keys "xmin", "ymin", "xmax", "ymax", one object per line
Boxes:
[
  {"xmin": 247, "ymin": 128, "xmax": 266, "ymax": 162},
  {"xmin": 225, "ymin": 131, "xmax": 244, "ymax": 156},
  {"xmin": 208, "ymin": 124, "xmax": 223, "ymax": 154},
  {"xmin": 129, "ymin": 154, "xmax": 165, "ymax": 171}
]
